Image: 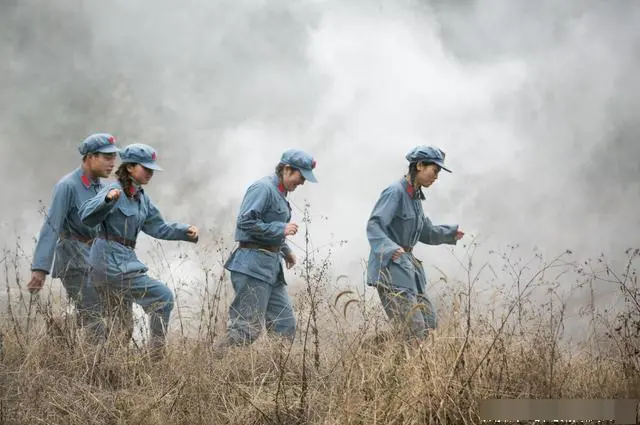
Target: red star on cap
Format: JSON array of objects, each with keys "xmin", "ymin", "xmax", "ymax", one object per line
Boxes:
[
  {"xmin": 107, "ymin": 136, "xmax": 115, "ymax": 144},
  {"xmin": 151, "ymin": 152, "xmax": 157, "ymax": 160},
  {"xmin": 311, "ymin": 159, "xmax": 316, "ymax": 169}
]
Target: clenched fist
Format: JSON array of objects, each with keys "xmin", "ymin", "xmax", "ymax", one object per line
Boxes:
[
  {"xmin": 106, "ymin": 188, "xmax": 121, "ymax": 202},
  {"xmin": 284, "ymin": 223, "xmax": 298, "ymax": 236},
  {"xmin": 186, "ymin": 225, "xmax": 199, "ymax": 241}
]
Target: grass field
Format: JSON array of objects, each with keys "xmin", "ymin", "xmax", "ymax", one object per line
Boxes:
[{"xmin": 1, "ymin": 238, "xmax": 638, "ymax": 424}]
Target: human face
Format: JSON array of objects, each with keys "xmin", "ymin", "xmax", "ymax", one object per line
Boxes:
[
  {"xmin": 282, "ymin": 166, "xmax": 305, "ymax": 192},
  {"xmin": 87, "ymin": 152, "xmax": 117, "ymax": 178},
  {"xmin": 127, "ymin": 163, "xmax": 154, "ymax": 185},
  {"xmin": 415, "ymin": 162, "xmax": 441, "ymax": 188}
]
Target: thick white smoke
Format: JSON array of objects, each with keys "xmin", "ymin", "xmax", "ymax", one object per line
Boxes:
[{"xmin": 1, "ymin": 1, "xmax": 638, "ymax": 335}]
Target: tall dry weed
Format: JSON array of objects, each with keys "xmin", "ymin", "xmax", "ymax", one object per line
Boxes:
[{"xmin": 1, "ymin": 208, "xmax": 638, "ymax": 424}]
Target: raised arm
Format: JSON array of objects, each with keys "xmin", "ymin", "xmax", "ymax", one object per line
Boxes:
[
  {"xmin": 366, "ymin": 186, "xmax": 402, "ymax": 269},
  {"xmin": 237, "ymin": 183, "xmax": 287, "ymax": 240},
  {"xmin": 31, "ymin": 182, "xmax": 72, "ymax": 273},
  {"xmin": 141, "ymin": 197, "xmax": 193, "ymax": 242},
  {"xmin": 418, "ymin": 216, "xmax": 459, "ymax": 245},
  {"xmin": 79, "ymin": 184, "xmax": 119, "ymax": 227}
]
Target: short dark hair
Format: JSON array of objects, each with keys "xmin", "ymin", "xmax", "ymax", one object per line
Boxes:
[
  {"xmin": 275, "ymin": 163, "xmax": 298, "ymax": 179},
  {"xmin": 82, "ymin": 151, "xmax": 115, "ymax": 162}
]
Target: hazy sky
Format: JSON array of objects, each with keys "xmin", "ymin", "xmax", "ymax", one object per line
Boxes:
[{"xmin": 1, "ymin": 0, "xmax": 638, "ymax": 305}]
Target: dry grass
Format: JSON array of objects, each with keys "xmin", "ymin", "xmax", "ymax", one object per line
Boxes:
[{"xmin": 1, "ymin": 231, "xmax": 639, "ymax": 424}]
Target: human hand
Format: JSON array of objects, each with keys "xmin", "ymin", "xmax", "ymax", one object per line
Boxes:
[
  {"xmin": 186, "ymin": 225, "xmax": 199, "ymax": 241},
  {"xmin": 106, "ymin": 188, "xmax": 121, "ymax": 202},
  {"xmin": 391, "ymin": 247, "xmax": 405, "ymax": 261},
  {"xmin": 284, "ymin": 223, "xmax": 299, "ymax": 237},
  {"xmin": 27, "ymin": 270, "xmax": 46, "ymax": 293},
  {"xmin": 285, "ymin": 252, "xmax": 296, "ymax": 269}
]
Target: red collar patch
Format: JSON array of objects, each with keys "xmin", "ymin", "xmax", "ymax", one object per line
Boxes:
[
  {"xmin": 80, "ymin": 174, "xmax": 91, "ymax": 188},
  {"xmin": 406, "ymin": 182, "xmax": 415, "ymax": 197},
  {"xmin": 277, "ymin": 183, "xmax": 286, "ymax": 194},
  {"xmin": 129, "ymin": 185, "xmax": 137, "ymax": 196}
]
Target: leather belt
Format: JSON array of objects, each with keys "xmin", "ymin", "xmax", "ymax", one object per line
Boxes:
[
  {"xmin": 61, "ymin": 233, "xmax": 95, "ymax": 245},
  {"xmin": 98, "ymin": 232, "xmax": 136, "ymax": 249},
  {"xmin": 239, "ymin": 242, "xmax": 280, "ymax": 253},
  {"xmin": 402, "ymin": 246, "xmax": 413, "ymax": 253}
]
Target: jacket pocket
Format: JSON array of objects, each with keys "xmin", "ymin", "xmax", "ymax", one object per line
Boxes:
[
  {"xmin": 263, "ymin": 204, "xmax": 289, "ymax": 224},
  {"xmin": 117, "ymin": 203, "xmax": 137, "ymax": 217},
  {"xmin": 230, "ymin": 248, "xmax": 281, "ymax": 284},
  {"xmin": 391, "ymin": 210, "xmax": 416, "ymax": 244},
  {"xmin": 394, "ymin": 210, "xmax": 416, "ymax": 221},
  {"xmin": 248, "ymin": 249, "xmax": 280, "ymax": 283},
  {"xmin": 115, "ymin": 203, "xmax": 139, "ymax": 235}
]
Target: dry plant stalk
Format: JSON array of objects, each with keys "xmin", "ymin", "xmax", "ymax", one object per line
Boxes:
[{"xmin": 1, "ymin": 219, "xmax": 639, "ymax": 425}]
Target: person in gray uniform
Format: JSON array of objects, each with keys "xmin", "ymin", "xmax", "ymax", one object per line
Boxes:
[
  {"xmin": 79, "ymin": 143, "xmax": 198, "ymax": 359},
  {"xmin": 218, "ymin": 149, "xmax": 318, "ymax": 349},
  {"xmin": 366, "ymin": 145, "xmax": 464, "ymax": 341},
  {"xmin": 28, "ymin": 133, "xmax": 120, "ymax": 339}
]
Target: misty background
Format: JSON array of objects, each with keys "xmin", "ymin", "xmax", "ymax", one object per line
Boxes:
[{"xmin": 1, "ymin": 0, "xmax": 639, "ymax": 338}]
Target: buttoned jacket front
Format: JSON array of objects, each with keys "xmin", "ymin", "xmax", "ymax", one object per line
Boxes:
[
  {"xmin": 366, "ymin": 178, "xmax": 459, "ymax": 289},
  {"xmin": 224, "ymin": 174, "xmax": 293, "ymax": 285},
  {"xmin": 31, "ymin": 167, "xmax": 104, "ymax": 277},
  {"xmin": 80, "ymin": 182, "xmax": 193, "ymax": 280}
]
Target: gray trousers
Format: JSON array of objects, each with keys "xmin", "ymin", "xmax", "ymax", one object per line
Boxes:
[
  {"xmin": 59, "ymin": 269, "xmax": 104, "ymax": 341},
  {"xmin": 376, "ymin": 254, "xmax": 437, "ymax": 340},
  {"xmin": 92, "ymin": 274, "xmax": 174, "ymax": 349},
  {"xmin": 224, "ymin": 270, "xmax": 296, "ymax": 346}
]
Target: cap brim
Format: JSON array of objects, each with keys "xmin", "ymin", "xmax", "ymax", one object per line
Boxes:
[
  {"xmin": 433, "ymin": 160, "xmax": 452, "ymax": 173},
  {"xmin": 140, "ymin": 161, "xmax": 163, "ymax": 171},
  {"xmin": 96, "ymin": 145, "xmax": 120, "ymax": 154},
  {"xmin": 300, "ymin": 168, "xmax": 317, "ymax": 183}
]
